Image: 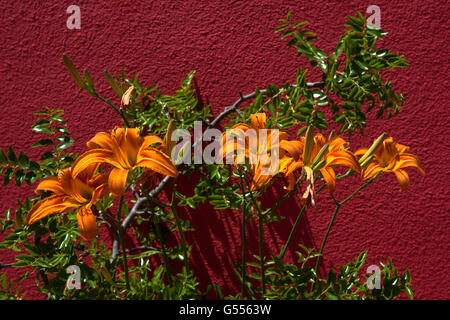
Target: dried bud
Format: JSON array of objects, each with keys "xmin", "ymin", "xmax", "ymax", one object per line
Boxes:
[
  {"xmin": 300, "ymin": 166, "xmax": 316, "ymax": 208},
  {"xmin": 120, "ymin": 85, "xmax": 135, "ymax": 110}
]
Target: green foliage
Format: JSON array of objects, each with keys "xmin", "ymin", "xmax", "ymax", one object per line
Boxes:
[
  {"xmin": 0, "ymin": 146, "xmax": 38, "ymax": 187},
  {"xmin": 0, "ymin": 11, "xmax": 416, "ymax": 301},
  {"xmin": 0, "ymin": 107, "xmax": 75, "ymax": 190},
  {"xmin": 0, "ymin": 272, "xmax": 26, "ymax": 300},
  {"xmin": 269, "ymin": 11, "xmax": 409, "ymax": 136},
  {"xmin": 246, "ymin": 246, "xmax": 413, "ymax": 300}
]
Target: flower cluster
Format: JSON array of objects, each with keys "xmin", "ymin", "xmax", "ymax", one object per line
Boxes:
[
  {"xmin": 218, "ymin": 113, "xmax": 425, "ymax": 207},
  {"xmin": 25, "ymin": 113, "xmax": 424, "ymax": 240},
  {"xmin": 25, "ymin": 127, "xmax": 178, "ymax": 240}
]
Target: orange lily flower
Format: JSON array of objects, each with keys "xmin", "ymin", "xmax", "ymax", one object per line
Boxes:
[
  {"xmin": 72, "ymin": 127, "xmax": 178, "ymax": 195},
  {"xmin": 25, "ymin": 164, "xmax": 108, "ymax": 240},
  {"xmin": 218, "ymin": 113, "xmax": 288, "ymax": 190},
  {"xmin": 279, "ymin": 132, "xmax": 361, "ymax": 193},
  {"xmin": 141, "ymin": 120, "xmax": 178, "ymax": 188},
  {"xmin": 356, "ymin": 137, "xmax": 424, "ymax": 191}
]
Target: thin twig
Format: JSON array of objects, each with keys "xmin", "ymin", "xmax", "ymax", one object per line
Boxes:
[{"xmin": 0, "ymin": 261, "xmax": 13, "ymax": 269}]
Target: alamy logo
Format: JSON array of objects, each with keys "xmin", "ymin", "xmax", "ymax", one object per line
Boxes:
[
  {"xmin": 66, "ymin": 5, "xmax": 81, "ymax": 30},
  {"xmin": 366, "ymin": 5, "xmax": 381, "ymax": 30},
  {"xmin": 66, "ymin": 265, "xmax": 81, "ymax": 290},
  {"xmin": 366, "ymin": 265, "xmax": 381, "ymax": 290}
]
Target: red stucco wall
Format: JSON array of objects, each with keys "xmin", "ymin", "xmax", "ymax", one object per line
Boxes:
[{"xmin": 0, "ymin": 0, "xmax": 448, "ymax": 299}]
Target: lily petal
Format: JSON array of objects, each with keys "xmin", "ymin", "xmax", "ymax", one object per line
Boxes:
[
  {"xmin": 355, "ymin": 148, "xmax": 368, "ymax": 156},
  {"xmin": 320, "ymin": 166, "xmax": 336, "ymax": 193},
  {"xmin": 395, "ymin": 153, "xmax": 425, "ymax": 175},
  {"xmin": 327, "ymin": 150, "xmax": 361, "ymax": 173},
  {"xmin": 25, "ymin": 195, "xmax": 79, "ymax": 225},
  {"xmin": 394, "ymin": 169, "xmax": 410, "ymax": 191},
  {"xmin": 77, "ymin": 206, "xmax": 97, "ymax": 240},
  {"xmin": 35, "ymin": 177, "xmax": 64, "ymax": 195},
  {"xmin": 280, "ymin": 140, "xmax": 303, "ymax": 161},
  {"xmin": 86, "ymin": 132, "xmax": 115, "ymax": 150},
  {"xmin": 72, "ymin": 149, "xmax": 121, "ymax": 178},
  {"xmin": 138, "ymin": 147, "xmax": 179, "ymax": 178},
  {"xmin": 108, "ymin": 168, "xmax": 129, "ymax": 195},
  {"xmin": 362, "ymin": 162, "xmax": 384, "ymax": 180},
  {"xmin": 251, "ymin": 113, "xmax": 266, "ymax": 130}
]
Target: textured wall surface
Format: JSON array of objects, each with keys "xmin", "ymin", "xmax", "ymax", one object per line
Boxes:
[{"xmin": 0, "ymin": 0, "xmax": 448, "ymax": 299}]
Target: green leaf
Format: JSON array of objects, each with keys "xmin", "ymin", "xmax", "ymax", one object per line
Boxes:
[
  {"xmin": 33, "ymin": 110, "xmax": 49, "ymax": 116},
  {"xmin": 275, "ymin": 24, "xmax": 289, "ymax": 33},
  {"xmin": 7, "ymin": 146, "xmax": 17, "ymax": 164},
  {"xmin": 32, "ymin": 139, "xmax": 54, "ymax": 148},
  {"xmin": 18, "ymin": 151, "xmax": 29, "ymax": 167},
  {"xmin": 29, "ymin": 161, "xmax": 40, "ymax": 171},
  {"xmin": 54, "ymin": 127, "xmax": 69, "ymax": 135},
  {"xmin": 14, "ymin": 169, "xmax": 25, "ymax": 186},
  {"xmin": 0, "ymin": 149, "xmax": 7, "ymax": 163},
  {"xmin": 297, "ymin": 126, "xmax": 308, "ymax": 136},
  {"xmin": 3, "ymin": 167, "xmax": 14, "ymax": 185},
  {"xmin": 56, "ymin": 137, "xmax": 74, "ymax": 151},
  {"xmin": 5, "ymin": 208, "xmax": 11, "ymax": 220},
  {"xmin": 32, "ymin": 119, "xmax": 50, "ymax": 127},
  {"xmin": 31, "ymin": 125, "xmax": 53, "ymax": 134},
  {"xmin": 60, "ymin": 155, "xmax": 74, "ymax": 163},
  {"xmin": 293, "ymin": 114, "xmax": 307, "ymax": 122},
  {"xmin": 40, "ymin": 151, "xmax": 55, "ymax": 160},
  {"xmin": 52, "ymin": 117, "xmax": 66, "ymax": 125},
  {"xmin": 25, "ymin": 171, "xmax": 37, "ymax": 185}
]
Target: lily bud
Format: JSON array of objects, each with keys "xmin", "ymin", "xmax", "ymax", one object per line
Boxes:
[
  {"xmin": 311, "ymin": 143, "xmax": 329, "ymax": 169},
  {"xmin": 63, "ymin": 54, "xmax": 87, "ymax": 90},
  {"xmin": 120, "ymin": 85, "xmax": 135, "ymax": 110},
  {"xmin": 359, "ymin": 132, "xmax": 386, "ymax": 164},
  {"xmin": 164, "ymin": 120, "xmax": 177, "ymax": 156},
  {"xmin": 312, "ymin": 159, "xmax": 327, "ymax": 171},
  {"xmin": 104, "ymin": 70, "xmax": 123, "ymax": 98},
  {"xmin": 328, "ymin": 130, "xmax": 336, "ymax": 142},
  {"xmin": 302, "ymin": 126, "xmax": 315, "ymax": 165},
  {"xmin": 360, "ymin": 154, "xmax": 374, "ymax": 169}
]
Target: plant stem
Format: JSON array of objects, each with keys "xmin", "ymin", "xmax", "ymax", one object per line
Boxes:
[
  {"xmin": 237, "ymin": 168, "xmax": 248, "ymax": 299},
  {"xmin": 242, "ymin": 173, "xmax": 266, "ymax": 297},
  {"xmin": 277, "ymin": 183, "xmax": 326, "ymax": 261},
  {"xmin": 150, "ymin": 200, "xmax": 173, "ymax": 286},
  {"xmin": 278, "ymin": 205, "xmax": 306, "ymax": 261},
  {"xmin": 314, "ymin": 204, "xmax": 340, "ymax": 275},
  {"xmin": 314, "ymin": 174, "xmax": 379, "ymax": 276},
  {"xmin": 117, "ymin": 195, "xmax": 130, "ymax": 291},
  {"xmin": 258, "ymin": 216, "xmax": 265, "ymax": 296},
  {"xmin": 171, "ymin": 179, "xmax": 189, "ymax": 272},
  {"xmin": 96, "ymin": 94, "xmax": 130, "ymax": 128}
]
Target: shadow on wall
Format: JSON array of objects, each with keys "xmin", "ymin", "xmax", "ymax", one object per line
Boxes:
[{"xmin": 159, "ymin": 172, "xmax": 318, "ymax": 298}]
